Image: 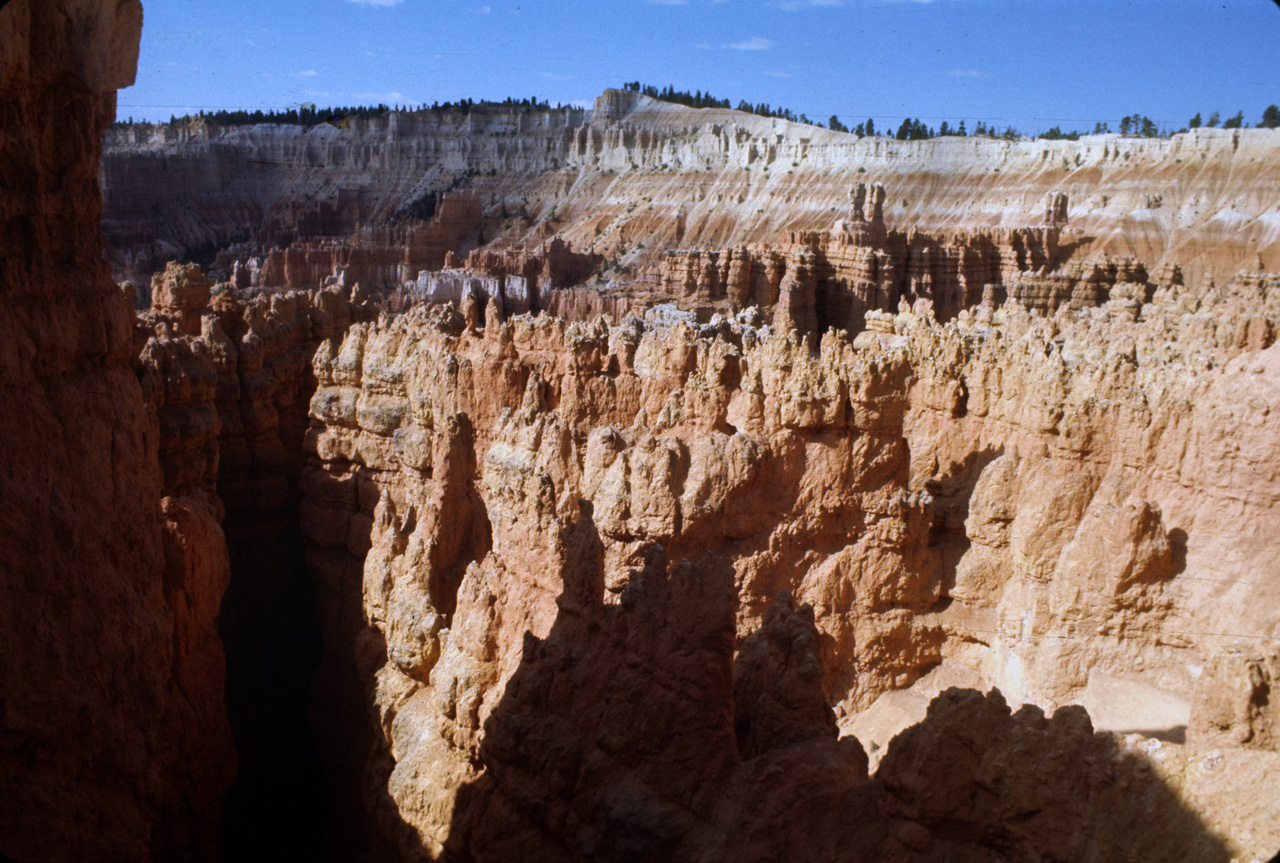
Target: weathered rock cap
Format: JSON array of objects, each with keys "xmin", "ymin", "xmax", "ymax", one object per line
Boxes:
[{"xmin": 150, "ymin": 261, "xmax": 212, "ymax": 335}]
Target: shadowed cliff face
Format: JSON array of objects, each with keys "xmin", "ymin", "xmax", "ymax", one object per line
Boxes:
[
  {"xmin": 135, "ymin": 266, "xmax": 387, "ymax": 858},
  {"xmin": 0, "ymin": 2, "xmax": 234, "ymax": 860},
  {"xmin": 426, "ymin": 577, "xmax": 1233, "ymax": 863}
]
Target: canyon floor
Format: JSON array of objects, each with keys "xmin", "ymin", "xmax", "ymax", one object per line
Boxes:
[{"xmin": 2, "ymin": 3, "xmax": 1280, "ymax": 861}]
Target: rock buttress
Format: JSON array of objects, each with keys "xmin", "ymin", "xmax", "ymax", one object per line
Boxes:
[{"xmin": 0, "ymin": 2, "xmax": 234, "ymax": 860}]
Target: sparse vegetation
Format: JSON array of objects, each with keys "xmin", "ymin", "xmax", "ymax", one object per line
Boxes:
[
  {"xmin": 1040, "ymin": 126, "xmax": 1081, "ymax": 141},
  {"xmin": 115, "ymin": 82, "xmax": 1280, "ymax": 147},
  {"xmin": 622, "ymin": 82, "xmax": 731, "ymax": 110},
  {"xmin": 110, "ymin": 96, "xmax": 575, "ymax": 130},
  {"xmin": 1119, "ymin": 115, "xmax": 1159, "ymax": 137},
  {"xmin": 894, "ymin": 118, "xmax": 933, "ymax": 141}
]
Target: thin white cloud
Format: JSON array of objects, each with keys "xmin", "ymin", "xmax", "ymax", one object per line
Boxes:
[
  {"xmin": 768, "ymin": 0, "xmax": 843, "ymax": 10},
  {"xmin": 949, "ymin": 69, "xmax": 985, "ymax": 78},
  {"xmin": 295, "ymin": 69, "xmax": 318, "ymax": 77},
  {"xmin": 764, "ymin": 71, "xmax": 792, "ymax": 77},
  {"xmin": 356, "ymin": 91, "xmax": 407, "ymax": 102},
  {"xmin": 345, "ymin": 0, "xmax": 403, "ymax": 7},
  {"xmin": 477, "ymin": 4, "xmax": 492, "ymax": 12},
  {"xmin": 541, "ymin": 73, "xmax": 575, "ymax": 80},
  {"xmin": 650, "ymin": 0, "xmax": 688, "ymax": 5},
  {"xmin": 729, "ymin": 36, "xmax": 772, "ymax": 50}
]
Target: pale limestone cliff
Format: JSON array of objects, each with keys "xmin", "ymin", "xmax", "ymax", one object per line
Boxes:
[{"xmin": 102, "ymin": 90, "xmax": 1280, "ymax": 294}]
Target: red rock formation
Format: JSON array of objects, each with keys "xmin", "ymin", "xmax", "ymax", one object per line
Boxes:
[
  {"xmin": 139, "ymin": 263, "xmax": 383, "ymax": 854},
  {"xmin": 648, "ymin": 212, "xmax": 1081, "ymax": 337},
  {"xmin": 294, "ymin": 265, "xmax": 1279, "ymax": 856},
  {"xmin": 12, "ymin": 9, "xmax": 1280, "ymax": 856},
  {"xmin": 226, "ymin": 193, "xmax": 485, "ymax": 292},
  {"xmin": 0, "ymin": 3, "xmax": 234, "ymax": 859}
]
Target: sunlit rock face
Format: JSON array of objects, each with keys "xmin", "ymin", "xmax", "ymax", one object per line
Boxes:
[
  {"xmin": 103, "ymin": 88, "xmax": 1280, "ymax": 298},
  {"xmin": 295, "ymin": 270, "xmax": 1278, "ymax": 859}
]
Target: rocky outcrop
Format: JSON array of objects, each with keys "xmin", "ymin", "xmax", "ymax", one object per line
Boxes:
[
  {"xmin": 0, "ymin": 2, "xmax": 235, "ymax": 860},
  {"xmin": 650, "ymin": 207, "xmax": 1072, "ymax": 336},
  {"xmin": 224, "ymin": 193, "xmax": 486, "ymax": 293},
  {"xmin": 135, "ymin": 261, "xmax": 382, "ymax": 855},
  {"xmin": 291, "ymin": 253, "xmax": 1279, "ymax": 857},
  {"xmin": 395, "ymin": 237, "xmax": 603, "ymax": 317}
]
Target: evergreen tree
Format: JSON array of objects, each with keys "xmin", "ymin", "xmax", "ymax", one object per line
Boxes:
[
  {"xmin": 1207, "ymin": 111, "xmax": 1221, "ymax": 127},
  {"xmin": 894, "ymin": 118, "xmax": 931, "ymax": 141},
  {"xmin": 1039, "ymin": 126, "xmax": 1080, "ymax": 141},
  {"xmin": 1189, "ymin": 112, "xmax": 1202, "ymax": 129},
  {"xmin": 1262, "ymin": 105, "xmax": 1280, "ymax": 129},
  {"xmin": 828, "ymin": 115, "xmax": 849, "ymax": 133},
  {"xmin": 865, "ymin": 118, "xmax": 875, "ymax": 137},
  {"xmin": 1222, "ymin": 111, "xmax": 1245, "ymax": 129}
]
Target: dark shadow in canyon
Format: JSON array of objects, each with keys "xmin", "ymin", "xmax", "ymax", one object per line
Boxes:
[
  {"xmin": 1126, "ymin": 726, "xmax": 1187, "ymax": 745},
  {"xmin": 424, "ymin": 499, "xmax": 1233, "ymax": 862},
  {"xmin": 214, "ymin": 365, "xmax": 339, "ymax": 860},
  {"xmin": 925, "ymin": 445, "xmax": 1004, "ymax": 602},
  {"xmin": 216, "ymin": 520, "xmax": 328, "ymax": 862},
  {"xmin": 1168, "ymin": 526, "xmax": 1189, "ymax": 577}
]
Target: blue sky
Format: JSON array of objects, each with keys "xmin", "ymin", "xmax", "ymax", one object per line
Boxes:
[{"xmin": 121, "ymin": 0, "xmax": 1280, "ymax": 134}]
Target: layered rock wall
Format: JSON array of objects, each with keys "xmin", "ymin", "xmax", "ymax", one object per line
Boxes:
[
  {"xmin": 103, "ymin": 90, "xmax": 1280, "ymax": 292},
  {"xmin": 651, "ymin": 203, "xmax": 1074, "ymax": 336},
  {"xmin": 0, "ymin": 3, "xmax": 234, "ymax": 860}
]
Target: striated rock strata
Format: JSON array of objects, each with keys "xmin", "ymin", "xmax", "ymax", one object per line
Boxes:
[{"xmin": 103, "ymin": 89, "xmax": 1280, "ymax": 293}]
